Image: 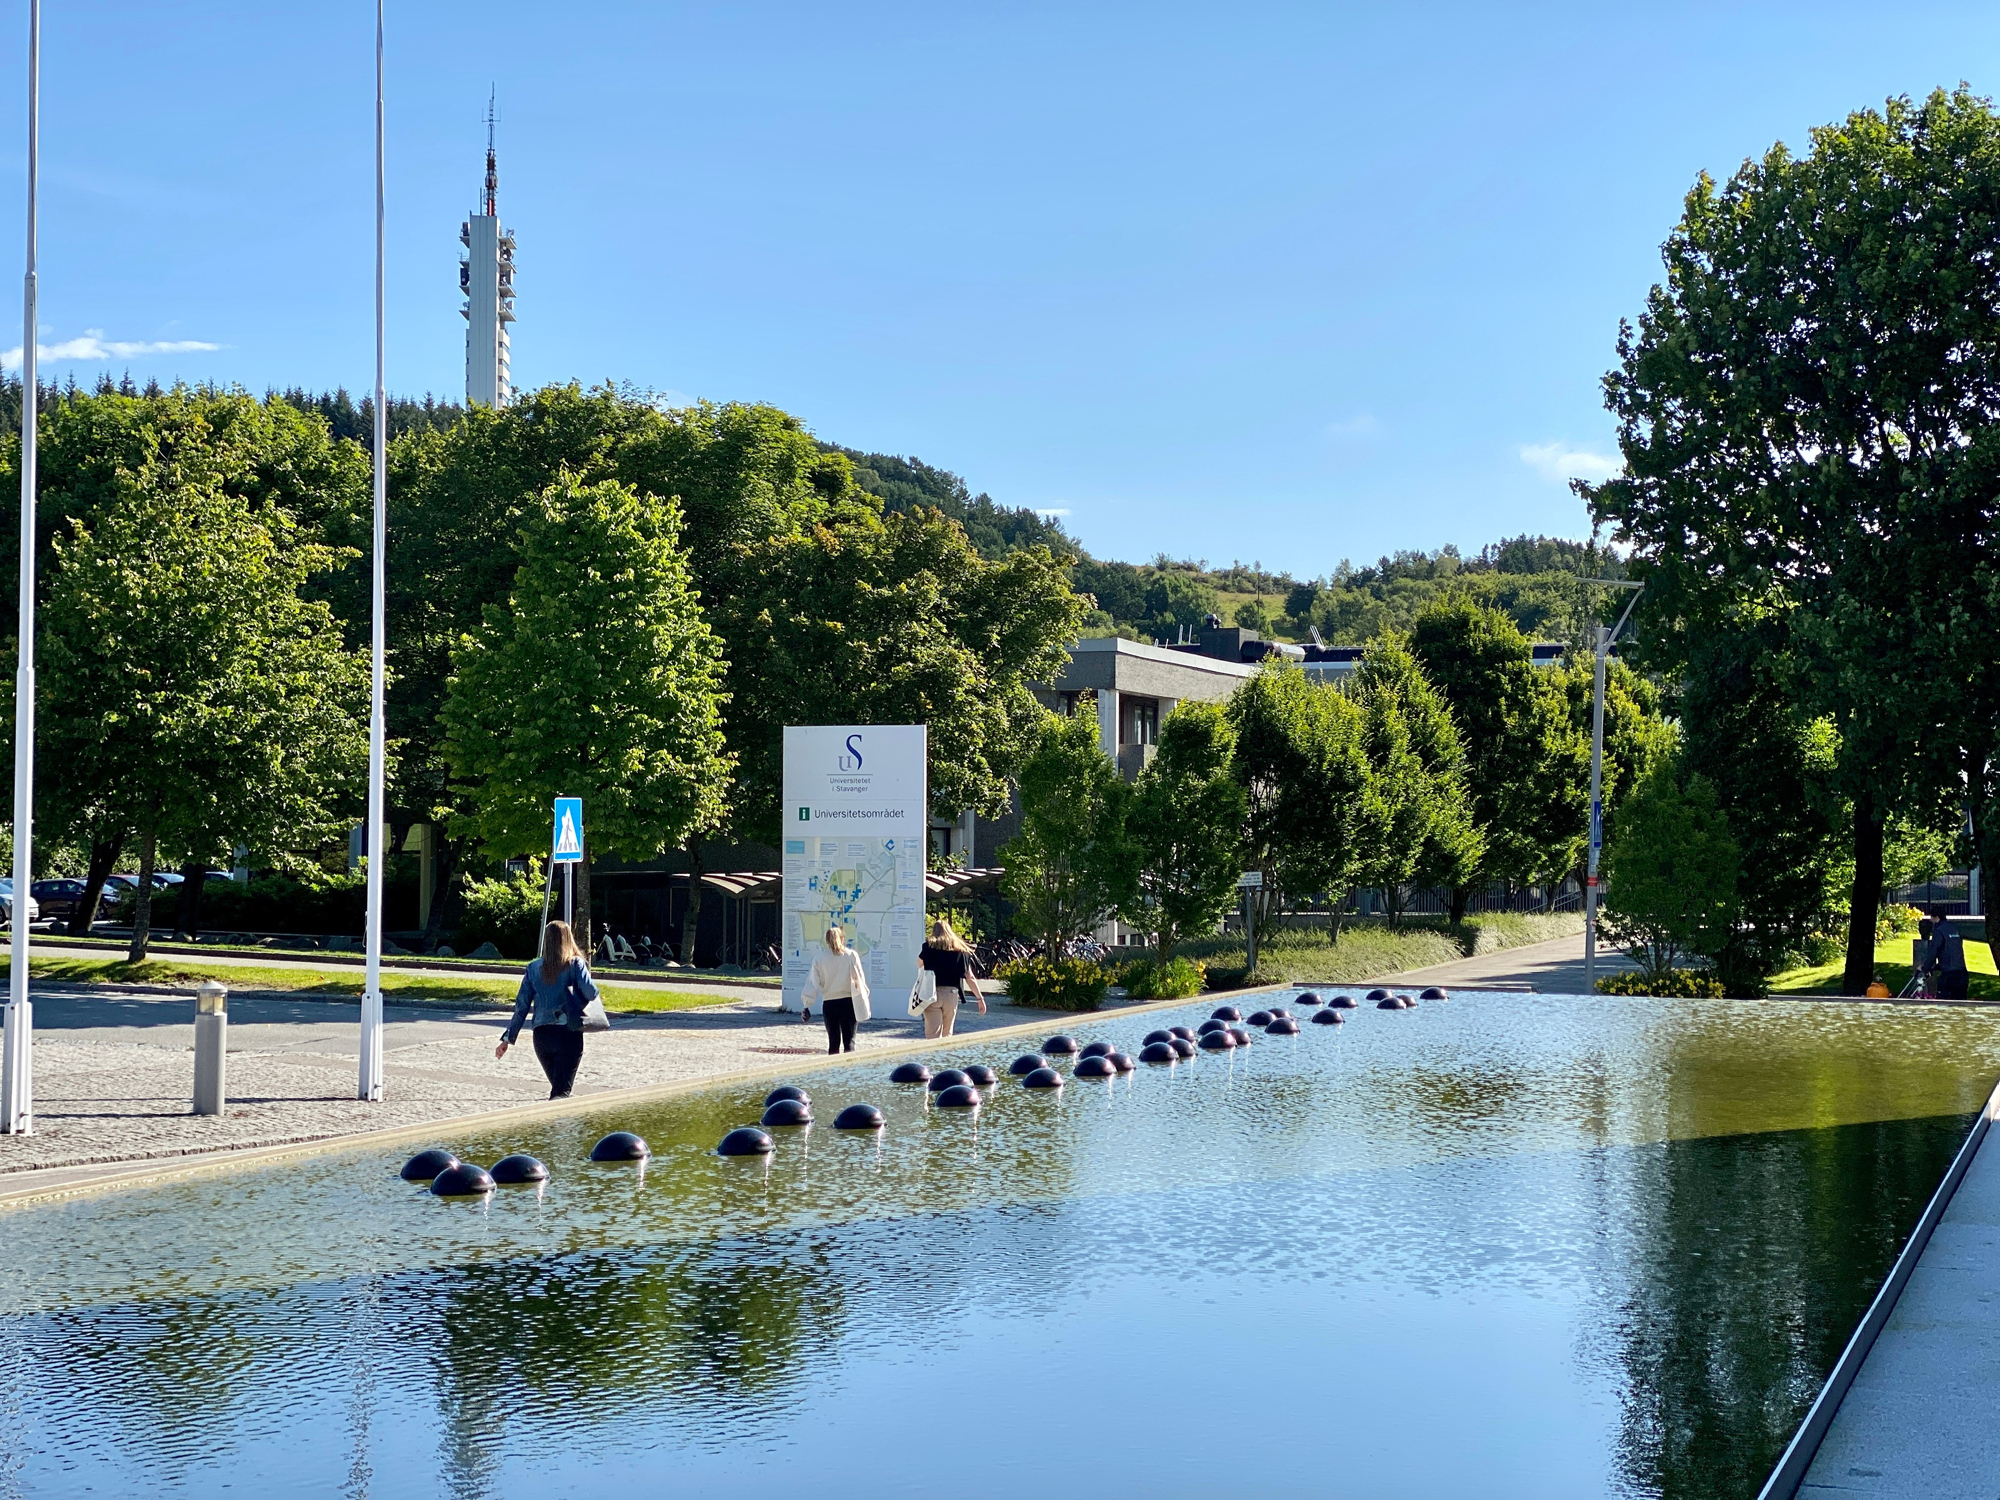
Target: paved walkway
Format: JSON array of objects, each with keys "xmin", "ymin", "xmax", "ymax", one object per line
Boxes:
[
  {"xmin": 1389, "ymin": 931, "xmax": 1637, "ymax": 994},
  {"xmin": 1798, "ymin": 1113, "xmax": 2000, "ymax": 1497},
  {"xmin": 0, "ymin": 985, "xmax": 1049, "ymax": 1190}
]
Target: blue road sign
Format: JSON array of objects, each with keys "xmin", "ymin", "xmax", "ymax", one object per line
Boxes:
[{"xmin": 552, "ymin": 797, "xmax": 584, "ymax": 863}]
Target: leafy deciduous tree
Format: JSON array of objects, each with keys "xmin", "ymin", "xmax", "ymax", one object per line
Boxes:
[
  {"xmin": 1123, "ymin": 701, "xmax": 1248, "ymax": 957},
  {"xmin": 998, "ymin": 708, "xmax": 1136, "ymax": 954},
  {"xmin": 442, "ymin": 476, "xmax": 732, "ymax": 952},
  {"xmin": 1602, "ymin": 759, "xmax": 1742, "ymax": 981}
]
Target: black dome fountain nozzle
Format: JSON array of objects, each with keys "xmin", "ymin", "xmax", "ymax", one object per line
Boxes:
[
  {"xmin": 934, "ymin": 1083, "xmax": 982, "ymax": 1109},
  {"xmin": 764, "ymin": 1085, "xmax": 811, "ymax": 1108},
  {"xmin": 490, "ymin": 1154, "xmax": 548, "ymax": 1185},
  {"xmin": 927, "ymin": 1068, "xmax": 972, "ymax": 1094},
  {"xmin": 431, "ymin": 1162, "xmax": 495, "ymax": 1197},
  {"xmin": 1008, "ymin": 1054, "xmax": 1048, "ymax": 1076},
  {"xmin": 834, "ymin": 1103, "xmax": 886, "ymax": 1130},
  {"xmin": 1042, "ymin": 1035, "xmax": 1080, "ymax": 1056},
  {"xmin": 1022, "ymin": 1067, "xmax": 1065, "ymax": 1090},
  {"xmin": 761, "ymin": 1098, "xmax": 813, "ymax": 1127},
  {"xmin": 591, "ymin": 1131, "xmax": 651, "ymax": 1162},
  {"xmin": 964, "ymin": 1064, "xmax": 998, "ymax": 1085},
  {"xmin": 890, "ymin": 1062, "xmax": 933, "ymax": 1084},
  {"xmin": 1169, "ymin": 1036, "xmax": 1197, "ymax": 1058},
  {"xmin": 1265, "ymin": 1017, "xmax": 1300, "ymax": 1035},
  {"xmin": 1310, "ymin": 1009, "xmax": 1345, "ymax": 1026},
  {"xmin": 1198, "ymin": 1029, "xmax": 1236, "ymax": 1051},
  {"xmin": 718, "ymin": 1127, "xmax": 775, "ymax": 1156},
  {"xmin": 1210, "ymin": 1005, "xmax": 1243, "ymax": 1022},
  {"xmin": 1139, "ymin": 1041, "xmax": 1179, "ymax": 1064},
  {"xmin": 1074, "ymin": 1054, "xmax": 1117, "ymax": 1078},
  {"xmin": 401, "ymin": 1148, "xmax": 459, "ymax": 1182}
]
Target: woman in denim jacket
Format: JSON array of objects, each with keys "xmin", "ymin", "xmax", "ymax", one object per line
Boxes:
[{"xmin": 494, "ymin": 920, "xmax": 601, "ymax": 1098}]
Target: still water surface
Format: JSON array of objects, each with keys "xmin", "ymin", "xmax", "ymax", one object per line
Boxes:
[{"xmin": 2, "ymin": 992, "xmax": 1996, "ymax": 1498}]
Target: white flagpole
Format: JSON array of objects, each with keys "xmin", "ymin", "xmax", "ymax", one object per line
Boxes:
[
  {"xmin": 2, "ymin": 0, "xmax": 40, "ymax": 1136},
  {"xmin": 357, "ymin": 0, "xmax": 387, "ymax": 1101}
]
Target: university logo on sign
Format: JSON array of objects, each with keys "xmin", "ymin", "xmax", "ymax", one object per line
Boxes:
[{"xmin": 837, "ymin": 733, "xmax": 865, "ymax": 771}]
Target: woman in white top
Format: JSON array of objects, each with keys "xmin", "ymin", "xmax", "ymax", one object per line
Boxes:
[{"xmin": 802, "ymin": 926, "xmax": 871, "ymax": 1054}]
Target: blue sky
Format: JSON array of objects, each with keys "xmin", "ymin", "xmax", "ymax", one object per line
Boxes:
[{"xmin": 0, "ymin": 2, "xmax": 1994, "ymax": 574}]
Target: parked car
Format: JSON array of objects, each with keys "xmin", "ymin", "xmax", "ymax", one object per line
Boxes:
[
  {"xmin": 104, "ymin": 873, "xmax": 175, "ymax": 896},
  {"xmin": 30, "ymin": 878, "xmax": 111, "ymax": 926},
  {"xmin": 0, "ymin": 878, "xmax": 41, "ymax": 928}
]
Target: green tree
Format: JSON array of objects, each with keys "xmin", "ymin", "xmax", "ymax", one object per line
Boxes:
[
  {"xmin": 1354, "ymin": 635, "xmax": 1484, "ymax": 912},
  {"xmin": 36, "ymin": 463, "xmax": 368, "ymax": 959},
  {"xmin": 441, "ymin": 475, "xmax": 732, "ymax": 952},
  {"xmin": 1122, "ymin": 701, "xmax": 1248, "ymax": 957},
  {"xmin": 711, "ymin": 506, "xmax": 1084, "ymax": 848},
  {"xmin": 1143, "ymin": 570, "xmax": 1218, "ymax": 636},
  {"xmin": 1408, "ymin": 597, "xmax": 1590, "ymax": 915},
  {"xmin": 1226, "ymin": 664, "xmax": 1376, "ymax": 939},
  {"xmin": 1602, "ymin": 759, "xmax": 1742, "ymax": 981},
  {"xmin": 999, "ymin": 708, "xmax": 1136, "ymax": 954},
  {"xmin": 1674, "ymin": 608, "xmax": 1847, "ymax": 995},
  {"xmin": 0, "ymin": 389, "xmax": 372, "ymax": 928},
  {"xmin": 1585, "ymin": 88, "xmax": 2000, "ymax": 992}
]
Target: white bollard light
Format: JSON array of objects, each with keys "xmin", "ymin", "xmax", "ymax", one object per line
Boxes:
[{"xmin": 193, "ymin": 979, "xmax": 227, "ymax": 1116}]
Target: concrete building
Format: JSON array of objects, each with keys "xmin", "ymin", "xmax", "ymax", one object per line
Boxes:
[{"xmin": 459, "ymin": 104, "xmax": 515, "ymax": 408}]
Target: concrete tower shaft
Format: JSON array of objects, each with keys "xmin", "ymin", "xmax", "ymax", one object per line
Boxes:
[{"xmin": 460, "ymin": 98, "xmax": 513, "ymax": 407}]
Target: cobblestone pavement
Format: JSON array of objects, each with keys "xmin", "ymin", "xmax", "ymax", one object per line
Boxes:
[{"xmin": 0, "ymin": 986, "xmax": 1052, "ymax": 1180}]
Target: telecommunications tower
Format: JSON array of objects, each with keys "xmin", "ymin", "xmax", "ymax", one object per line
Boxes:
[{"xmin": 460, "ymin": 94, "xmax": 514, "ymax": 407}]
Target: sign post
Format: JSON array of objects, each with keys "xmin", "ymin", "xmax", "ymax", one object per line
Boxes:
[
  {"xmin": 542, "ymin": 796, "xmax": 583, "ymax": 940},
  {"xmin": 1583, "ymin": 581, "xmax": 1643, "ymax": 993},
  {"xmin": 1, "ymin": 0, "xmax": 38, "ymax": 1135},
  {"xmin": 1237, "ymin": 870, "xmax": 1264, "ymax": 977},
  {"xmin": 781, "ymin": 727, "xmax": 927, "ymax": 1014}
]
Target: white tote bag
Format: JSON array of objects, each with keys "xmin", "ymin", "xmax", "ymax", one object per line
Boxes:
[{"xmin": 908, "ymin": 966, "xmax": 936, "ymax": 1017}]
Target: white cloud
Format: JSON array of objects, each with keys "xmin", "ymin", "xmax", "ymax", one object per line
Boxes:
[
  {"xmin": 1519, "ymin": 441, "xmax": 1622, "ymax": 483},
  {"xmin": 0, "ymin": 329, "xmax": 222, "ymax": 372},
  {"xmin": 1035, "ymin": 507, "xmax": 1071, "ymax": 518}
]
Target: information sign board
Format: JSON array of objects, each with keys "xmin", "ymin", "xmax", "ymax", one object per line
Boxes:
[{"xmin": 781, "ymin": 726, "xmax": 927, "ymax": 1014}]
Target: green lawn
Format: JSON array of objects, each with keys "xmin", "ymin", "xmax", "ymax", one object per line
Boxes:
[
  {"xmin": 1768, "ymin": 936, "xmax": 2000, "ymax": 1000},
  {"xmin": 3, "ymin": 955, "xmax": 741, "ymax": 1013}
]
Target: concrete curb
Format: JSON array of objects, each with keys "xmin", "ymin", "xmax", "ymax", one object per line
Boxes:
[{"xmin": 0, "ymin": 979, "xmax": 1291, "ymax": 1212}]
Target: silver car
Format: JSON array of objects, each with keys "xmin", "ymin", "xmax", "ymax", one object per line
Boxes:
[{"xmin": 0, "ymin": 878, "xmax": 41, "ymax": 928}]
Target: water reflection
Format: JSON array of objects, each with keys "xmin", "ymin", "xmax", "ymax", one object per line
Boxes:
[
  {"xmin": 1, "ymin": 994, "xmax": 1994, "ymax": 1499},
  {"xmin": 1591, "ymin": 1113, "xmax": 1969, "ymax": 1499}
]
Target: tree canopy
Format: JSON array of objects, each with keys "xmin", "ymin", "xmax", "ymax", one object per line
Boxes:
[{"xmin": 1585, "ymin": 86, "xmax": 2000, "ymax": 990}]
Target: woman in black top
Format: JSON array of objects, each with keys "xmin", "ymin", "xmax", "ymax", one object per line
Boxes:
[{"xmin": 917, "ymin": 917, "xmax": 986, "ymax": 1039}]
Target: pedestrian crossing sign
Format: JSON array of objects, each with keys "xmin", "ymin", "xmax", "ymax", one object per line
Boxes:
[{"xmin": 552, "ymin": 797, "xmax": 584, "ymax": 863}]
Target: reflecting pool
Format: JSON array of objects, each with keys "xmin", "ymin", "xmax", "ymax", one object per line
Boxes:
[{"xmin": 3, "ymin": 992, "xmax": 1995, "ymax": 1499}]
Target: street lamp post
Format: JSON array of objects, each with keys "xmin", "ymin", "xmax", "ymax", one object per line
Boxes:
[
  {"xmin": 1583, "ymin": 580, "xmax": 1644, "ymax": 994},
  {"xmin": 2, "ymin": 0, "xmax": 40, "ymax": 1136},
  {"xmin": 357, "ymin": 0, "xmax": 388, "ymax": 1102}
]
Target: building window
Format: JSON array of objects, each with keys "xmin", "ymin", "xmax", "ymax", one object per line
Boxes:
[{"xmin": 1121, "ymin": 696, "xmax": 1160, "ymax": 746}]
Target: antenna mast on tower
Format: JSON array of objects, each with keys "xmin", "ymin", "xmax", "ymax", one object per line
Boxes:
[{"xmin": 482, "ymin": 88, "xmax": 497, "ymax": 218}]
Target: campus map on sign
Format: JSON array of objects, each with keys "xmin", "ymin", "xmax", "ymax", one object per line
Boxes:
[
  {"xmin": 780, "ymin": 725, "xmax": 927, "ymax": 1013},
  {"xmin": 782, "ymin": 835, "xmax": 927, "ymax": 1001}
]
